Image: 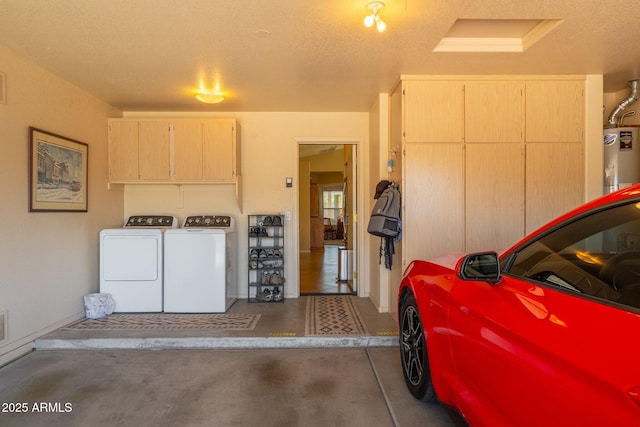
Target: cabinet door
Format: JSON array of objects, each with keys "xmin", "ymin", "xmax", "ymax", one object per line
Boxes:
[
  {"xmin": 138, "ymin": 121, "xmax": 170, "ymax": 181},
  {"xmin": 404, "ymin": 143, "xmax": 465, "ymax": 262},
  {"xmin": 203, "ymin": 119, "xmax": 236, "ymax": 181},
  {"xmin": 466, "ymin": 143, "xmax": 524, "ymax": 252},
  {"xmin": 525, "ymin": 143, "xmax": 584, "ymax": 233},
  {"xmin": 108, "ymin": 120, "xmax": 139, "ymax": 181},
  {"xmin": 526, "ymin": 81, "xmax": 584, "ymax": 143},
  {"xmin": 404, "ymin": 81, "xmax": 464, "ymax": 143},
  {"xmin": 465, "ymin": 82, "xmax": 524, "ymax": 143},
  {"xmin": 172, "ymin": 120, "xmax": 203, "ymax": 181}
]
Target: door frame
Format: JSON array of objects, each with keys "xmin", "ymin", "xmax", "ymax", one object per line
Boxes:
[{"xmin": 293, "ymin": 137, "xmax": 365, "ymax": 297}]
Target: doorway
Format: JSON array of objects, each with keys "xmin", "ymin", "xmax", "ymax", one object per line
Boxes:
[{"xmin": 298, "ymin": 143, "xmax": 357, "ymax": 295}]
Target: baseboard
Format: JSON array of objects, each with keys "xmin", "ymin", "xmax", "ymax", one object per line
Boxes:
[{"xmin": 0, "ymin": 311, "xmax": 84, "ymax": 367}]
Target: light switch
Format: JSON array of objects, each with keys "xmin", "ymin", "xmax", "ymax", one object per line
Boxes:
[{"xmin": 286, "ymin": 177, "xmax": 293, "ymax": 188}]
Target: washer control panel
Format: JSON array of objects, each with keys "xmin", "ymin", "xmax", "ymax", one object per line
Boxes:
[
  {"xmin": 183, "ymin": 215, "xmax": 232, "ymax": 228},
  {"xmin": 124, "ymin": 216, "xmax": 177, "ymax": 228}
]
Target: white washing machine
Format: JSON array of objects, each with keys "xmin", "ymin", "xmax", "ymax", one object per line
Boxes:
[
  {"xmin": 164, "ymin": 215, "xmax": 237, "ymax": 313},
  {"xmin": 99, "ymin": 215, "xmax": 177, "ymax": 312}
]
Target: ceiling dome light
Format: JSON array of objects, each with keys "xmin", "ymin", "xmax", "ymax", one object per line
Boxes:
[{"xmin": 195, "ymin": 91, "xmax": 225, "ymax": 104}]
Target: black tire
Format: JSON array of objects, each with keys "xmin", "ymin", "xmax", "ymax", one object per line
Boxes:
[{"xmin": 399, "ymin": 293, "xmax": 437, "ymax": 402}]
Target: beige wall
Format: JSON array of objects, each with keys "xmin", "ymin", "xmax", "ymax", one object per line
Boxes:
[
  {"xmin": 122, "ymin": 112, "xmax": 368, "ymax": 299},
  {"xmin": 0, "ymin": 44, "xmax": 122, "ymax": 364},
  {"xmin": 367, "ymin": 94, "xmax": 393, "ymax": 313}
]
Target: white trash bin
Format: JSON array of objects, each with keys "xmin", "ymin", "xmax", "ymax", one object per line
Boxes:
[{"xmin": 84, "ymin": 293, "xmax": 115, "ymax": 319}]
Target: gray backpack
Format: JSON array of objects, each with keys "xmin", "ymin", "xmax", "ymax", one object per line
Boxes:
[{"xmin": 367, "ymin": 186, "xmax": 401, "ymax": 237}]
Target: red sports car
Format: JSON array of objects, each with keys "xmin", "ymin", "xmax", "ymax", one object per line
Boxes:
[{"xmin": 398, "ymin": 185, "xmax": 640, "ymax": 426}]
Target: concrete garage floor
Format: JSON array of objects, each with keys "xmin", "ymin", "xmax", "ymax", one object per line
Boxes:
[
  {"xmin": 0, "ymin": 297, "xmax": 461, "ymax": 426},
  {"xmin": 0, "ymin": 348, "xmax": 456, "ymax": 427}
]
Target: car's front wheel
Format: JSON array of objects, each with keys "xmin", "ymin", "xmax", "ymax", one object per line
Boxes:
[{"xmin": 400, "ymin": 293, "xmax": 437, "ymax": 402}]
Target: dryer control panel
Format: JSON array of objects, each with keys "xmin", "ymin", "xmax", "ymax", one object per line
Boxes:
[
  {"xmin": 183, "ymin": 215, "xmax": 232, "ymax": 228},
  {"xmin": 124, "ymin": 216, "xmax": 177, "ymax": 228}
]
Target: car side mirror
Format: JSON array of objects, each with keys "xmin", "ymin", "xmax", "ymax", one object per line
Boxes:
[{"xmin": 458, "ymin": 251, "xmax": 501, "ymax": 283}]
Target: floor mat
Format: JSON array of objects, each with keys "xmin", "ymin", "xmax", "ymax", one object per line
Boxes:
[
  {"xmin": 63, "ymin": 313, "xmax": 261, "ymax": 330},
  {"xmin": 305, "ymin": 295, "xmax": 369, "ymax": 336}
]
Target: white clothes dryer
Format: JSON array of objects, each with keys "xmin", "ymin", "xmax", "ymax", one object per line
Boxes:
[
  {"xmin": 99, "ymin": 215, "xmax": 177, "ymax": 312},
  {"xmin": 164, "ymin": 215, "xmax": 237, "ymax": 313}
]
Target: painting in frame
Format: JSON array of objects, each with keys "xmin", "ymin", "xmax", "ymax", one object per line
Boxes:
[{"xmin": 29, "ymin": 127, "xmax": 88, "ymax": 212}]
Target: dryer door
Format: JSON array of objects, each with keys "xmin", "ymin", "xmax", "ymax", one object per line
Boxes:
[{"xmin": 102, "ymin": 235, "xmax": 160, "ymax": 281}]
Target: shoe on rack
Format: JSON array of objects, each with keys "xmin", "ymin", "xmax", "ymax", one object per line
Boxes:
[
  {"xmin": 263, "ymin": 216, "xmax": 273, "ymax": 226},
  {"xmin": 272, "ymin": 287, "xmax": 283, "ymax": 301},
  {"xmin": 262, "ymin": 287, "xmax": 273, "ymax": 302},
  {"xmin": 261, "ymin": 273, "xmax": 271, "ymax": 285},
  {"xmin": 259, "ymin": 227, "xmax": 269, "ymax": 237},
  {"xmin": 250, "ymin": 249, "xmax": 260, "ymax": 259},
  {"xmin": 273, "ymin": 216, "xmax": 282, "ymax": 226},
  {"xmin": 270, "ymin": 271, "xmax": 285, "ymax": 285}
]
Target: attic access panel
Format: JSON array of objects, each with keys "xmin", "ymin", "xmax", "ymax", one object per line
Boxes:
[{"xmin": 434, "ymin": 19, "xmax": 563, "ymax": 52}]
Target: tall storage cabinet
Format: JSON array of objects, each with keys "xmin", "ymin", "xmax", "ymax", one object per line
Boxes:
[
  {"xmin": 396, "ymin": 76, "xmax": 585, "ymax": 265},
  {"xmin": 248, "ymin": 214, "xmax": 285, "ymax": 303}
]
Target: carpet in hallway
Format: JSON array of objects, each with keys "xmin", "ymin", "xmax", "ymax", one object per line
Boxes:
[
  {"xmin": 305, "ymin": 295, "xmax": 369, "ymax": 335},
  {"xmin": 62, "ymin": 313, "xmax": 261, "ymax": 330}
]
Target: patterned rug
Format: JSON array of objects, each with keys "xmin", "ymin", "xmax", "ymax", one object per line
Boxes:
[
  {"xmin": 305, "ymin": 296, "xmax": 369, "ymax": 336},
  {"xmin": 63, "ymin": 313, "xmax": 261, "ymax": 331}
]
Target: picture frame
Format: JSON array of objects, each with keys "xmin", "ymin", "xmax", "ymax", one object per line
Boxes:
[{"xmin": 29, "ymin": 127, "xmax": 88, "ymax": 212}]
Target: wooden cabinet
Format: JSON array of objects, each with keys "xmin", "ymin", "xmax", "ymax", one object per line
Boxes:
[
  {"xmin": 465, "ymin": 82, "xmax": 524, "ymax": 143},
  {"xmin": 202, "ymin": 118, "xmax": 238, "ymax": 182},
  {"xmin": 404, "ymin": 143, "xmax": 465, "ymax": 262},
  {"xmin": 403, "ymin": 80, "xmax": 464, "ymax": 143},
  {"xmin": 525, "ymin": 81, "xmax": 584, "ymax": 143},
  {"xmin": 525, "ymin": 143, "xmax": 584, "ymax": 233},
  {"xmin": 108, "ymin": 118, "xmax": 239, "ymax": 183},
  {"xmin": 108, "ymin": 120, "xmax": 139, "ymax": 181},
  {"xmin": 172, "ymin": 119, "xmax": 203, "ymax": 181},
  {"xmin": 138, "ymin": 120, "xmax": 171, "ymax": 181},
  {"xmin": 397, "ymin": 77, "xmax": 585, "ymax": 263},
  {"xmin": 465, "ymin": 143, "xmax": 524, "ymax": 252}
]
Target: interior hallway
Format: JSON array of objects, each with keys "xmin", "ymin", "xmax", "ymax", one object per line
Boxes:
[{"xmin": 300, "ymin": 243, "xmax": 354, "ymax": 295}]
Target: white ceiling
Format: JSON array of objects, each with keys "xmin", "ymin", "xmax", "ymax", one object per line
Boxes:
[{"xmin": 1, "ymin": 0, "xmax": 639, "ymax": 112}]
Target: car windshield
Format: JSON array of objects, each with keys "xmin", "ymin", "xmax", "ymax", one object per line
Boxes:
[{"xmin": 506, "ymin": 201, "xmax": 640, "ymax": 310}]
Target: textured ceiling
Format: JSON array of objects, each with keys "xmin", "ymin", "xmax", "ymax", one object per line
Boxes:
[{"xmin": 0, "ymin": 0, "xmax": 639, "ymax": 112}]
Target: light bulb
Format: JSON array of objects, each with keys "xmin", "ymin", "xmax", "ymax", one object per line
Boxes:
[
  {"xmin": 376, "ymin": 19, "xmax": 386, "ymax": 32},
  {"xmin": 363, "ymin": 14, "xmax": 375, "ymax": 27}
]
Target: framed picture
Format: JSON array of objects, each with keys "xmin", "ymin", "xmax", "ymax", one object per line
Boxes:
[{"xmin": 29, "ymin": 127, "xmax": 88, "ymax": 212}]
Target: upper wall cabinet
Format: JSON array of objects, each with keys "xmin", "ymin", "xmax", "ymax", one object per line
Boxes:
[
  {"xmin": 108, "ymin": 118, "xmax": 239, "ymax": 184},
  {"xmin": 525, "ymin": 81, "xmax": 584, "ymax": 143},
  {"xmin": 465, "ymin": 82, "xmax": 524, "ymax": 143},
  {"xmin": 108, "ymin": 120, "xmax": 140, "ymax": 181},
  {"xmin": 403, "ymin": 81, "xmax": 464, "ymax": 143},
  {"xmin": 202, "ymin": 118, "xmax": 239, "ymax": 182}
]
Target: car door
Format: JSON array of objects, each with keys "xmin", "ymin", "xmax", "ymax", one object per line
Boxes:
[{"xmin": 446, "ymin": 201, "xmax": 640, "ymax": 426}]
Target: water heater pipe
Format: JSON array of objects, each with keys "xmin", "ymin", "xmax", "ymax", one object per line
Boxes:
[{"xmin": 606, "ymin": 79, "xmax": 640, "ymax": 129}]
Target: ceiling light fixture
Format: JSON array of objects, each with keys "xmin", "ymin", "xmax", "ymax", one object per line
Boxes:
[
  {"xmin": 364, "ymin": 1, "xmax": 386, "ymax": 33},
  {"xmin": 195, "ymin": 90, "xmax": 224, "ymax": 104}
]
